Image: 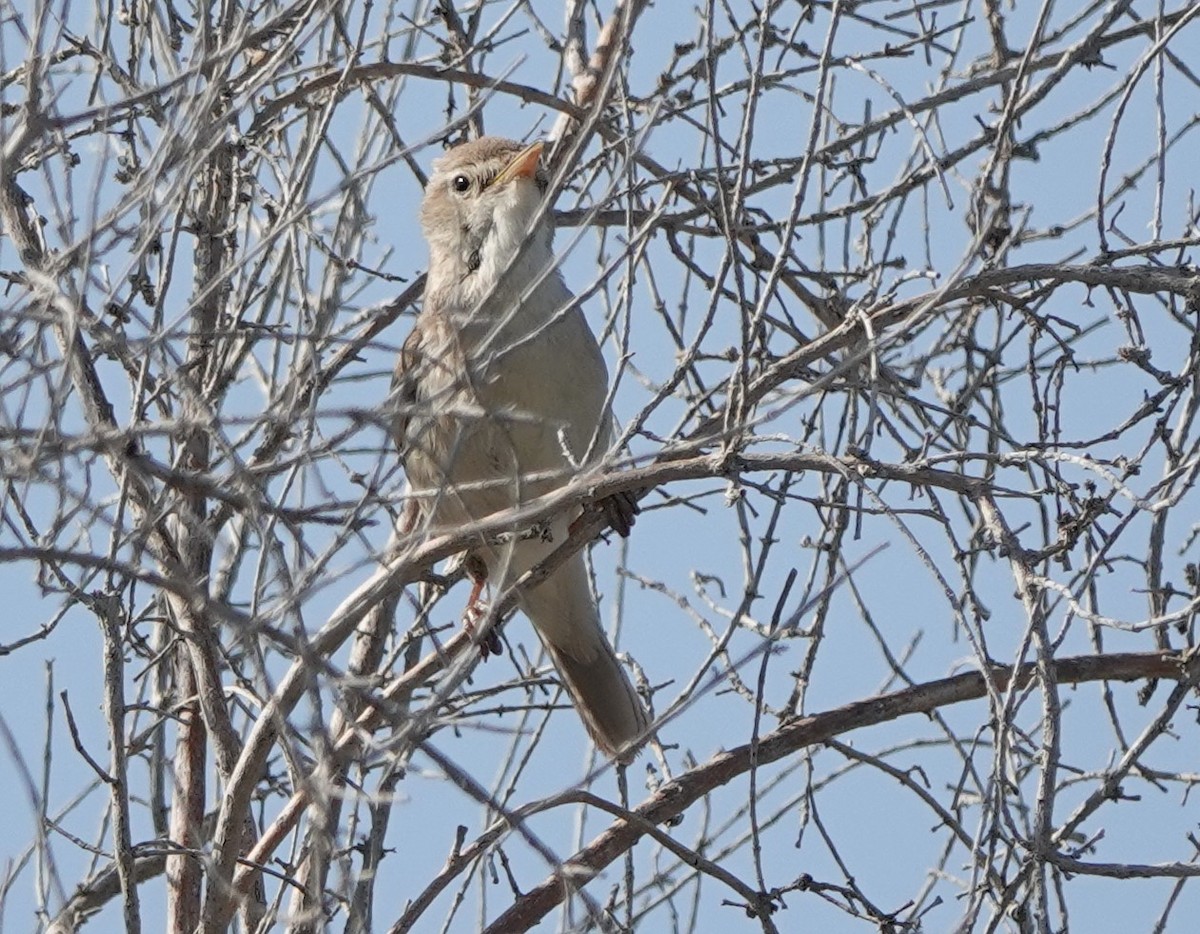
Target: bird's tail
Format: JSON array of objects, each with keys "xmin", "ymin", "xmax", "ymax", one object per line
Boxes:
[{"xmin": 516, "ymin": 553, "xmax": 649, "ymax": 762}]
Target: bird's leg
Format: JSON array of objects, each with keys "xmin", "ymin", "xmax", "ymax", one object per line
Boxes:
[{"xmin": 461, "ymin": 555, "xmax": 502, "ymax": 657}]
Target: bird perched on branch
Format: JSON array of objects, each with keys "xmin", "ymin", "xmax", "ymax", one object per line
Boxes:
[{"xmin": 392, "ymin": 136, "xmax": 648, "ymax": 761}]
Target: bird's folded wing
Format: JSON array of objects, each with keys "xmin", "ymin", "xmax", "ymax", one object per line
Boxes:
[{"xmin": 390, "ymin": 322, "xmax": 424, "ymax": 456}]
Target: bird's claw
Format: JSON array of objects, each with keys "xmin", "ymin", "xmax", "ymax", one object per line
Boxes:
[
  {"xmin": 462, "ymin": 575, "xmax": 502, "ymax": 658},
  {"xmin": 570, "ymin": 489, "xmax": 642, "ymax": 539}
]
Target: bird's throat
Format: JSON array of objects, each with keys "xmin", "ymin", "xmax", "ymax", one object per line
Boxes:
[{"xmin": 428, "ymin": 226, "xmax": 562, "ymax": 329}]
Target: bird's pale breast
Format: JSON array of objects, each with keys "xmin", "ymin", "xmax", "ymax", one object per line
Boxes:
[{"xmin": 404, "ymin": 288, "xmax": 610, "ymax": 539}]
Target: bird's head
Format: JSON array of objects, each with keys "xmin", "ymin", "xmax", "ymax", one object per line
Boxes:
[{"xmin": 421, "ymin": 137, "xmax": 553, "ymax": 294}]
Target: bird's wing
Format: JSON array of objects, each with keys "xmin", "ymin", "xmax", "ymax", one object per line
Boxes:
[
  {"xmin": 391, "ymin": 323, "xmax": 425, "ymax": 534},
  {"xmin": 390, "ymin": 322, "xmax": 424, "ymax": 453}
]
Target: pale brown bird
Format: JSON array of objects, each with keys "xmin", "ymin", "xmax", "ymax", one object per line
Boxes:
[{"xmin": 393, "ymin": 136, "xmax": 648, "ymax": 761}]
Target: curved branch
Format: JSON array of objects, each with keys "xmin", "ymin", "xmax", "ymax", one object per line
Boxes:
[{"xmin": 480, "ymin": 651, "xmax": 1193, "ymax": 932}]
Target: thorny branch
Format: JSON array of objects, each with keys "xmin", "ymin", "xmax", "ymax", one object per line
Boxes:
[{"xmin": 2, "ymin": 1, "xmax": 1200, "ymax": 932}]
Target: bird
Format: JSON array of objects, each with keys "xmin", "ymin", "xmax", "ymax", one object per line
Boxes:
[{"xmin": 392, "ymin": 136, "xmax": 649, "ymax": 761}]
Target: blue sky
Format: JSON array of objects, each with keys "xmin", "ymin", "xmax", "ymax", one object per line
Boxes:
[{"xmin": 2, "ymin": 1, "xmax": 1200, "ymax": 931}]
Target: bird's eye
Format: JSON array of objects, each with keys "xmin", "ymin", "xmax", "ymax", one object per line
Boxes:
[{"xmin": 451, "ymin": 174, "xmax": 471, "ymax": 193}]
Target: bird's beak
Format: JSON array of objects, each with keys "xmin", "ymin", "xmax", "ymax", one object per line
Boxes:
[{"xmin": 490, "ymin": 141, "xmax": 544, "ymax": 188}]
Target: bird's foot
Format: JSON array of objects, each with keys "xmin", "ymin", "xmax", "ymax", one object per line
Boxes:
[
  {"xmin": 570, "ymin": 489, "xmax": 642, "ymax": 539},
  {"xmin": 462, "ymin": 575, "xmax": 502, "ymax": 658}
]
